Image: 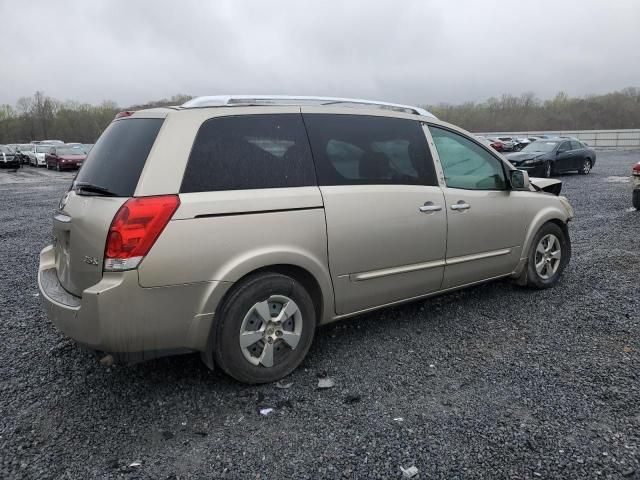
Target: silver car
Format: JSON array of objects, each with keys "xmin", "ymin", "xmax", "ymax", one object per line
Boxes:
[{"xmin": 38, "ymin": 96, "xmax": 574, "ymax": 384}]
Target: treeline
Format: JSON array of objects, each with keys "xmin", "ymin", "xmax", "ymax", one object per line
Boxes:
[
  {"xmin": 1, "ymin": 88, "xmax": 639, "ymax": 143},
  {"xmin": 426, "ymin": 87, "xmax": 640, "ymax": 133},
  {"xmin": 0, "ymin": 92, "xmax": 192, "ymax": 144}
]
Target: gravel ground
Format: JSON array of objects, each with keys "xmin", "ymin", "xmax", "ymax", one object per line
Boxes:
[{"xmin": 1, "ymin": 153, "xmax": 639, "ymax": 479}]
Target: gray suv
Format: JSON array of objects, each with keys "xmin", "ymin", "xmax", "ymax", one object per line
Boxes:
[{"xmin": 38, "ymin": 96, "xmax": 574, "ymax": 384}]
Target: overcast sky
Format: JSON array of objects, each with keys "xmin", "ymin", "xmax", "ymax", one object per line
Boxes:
[{"xmin": 1, "ymin": 0, "xmax": 639, "ymax": 107}]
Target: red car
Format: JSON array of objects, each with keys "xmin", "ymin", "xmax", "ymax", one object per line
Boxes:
[
  {"xmin": 45, "ymin": 145, "xmax": 87, "ymax": 171},
  {"xmin": 487, "ymin": 138, "xmax": 505, "ymax": 152}
]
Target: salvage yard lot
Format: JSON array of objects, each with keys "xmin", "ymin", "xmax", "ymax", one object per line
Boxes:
[{"xmin": 1, "ymin": 151, "xmax": 639, "ymax": 479}]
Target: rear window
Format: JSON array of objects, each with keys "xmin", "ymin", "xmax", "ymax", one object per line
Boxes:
[
  {"xmin": 180, "ymin": 114, "xmax": 315, "ymax": 193},
  {"xmin": 74, "ymin": 118, "xmax": 163, "ymax": 197}
]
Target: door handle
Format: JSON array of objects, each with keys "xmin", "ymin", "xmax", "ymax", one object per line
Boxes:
[
  {"xmin": 419, "ymin": 202, "xmax": 442, "ymax": 213},
  {"xmin": 450, "ymin": 201, "xmax": 470, "ymax": 211}
]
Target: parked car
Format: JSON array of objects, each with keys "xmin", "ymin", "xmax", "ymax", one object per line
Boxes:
[
  {"xmin": 505, "ymin": 138, "xmax": 596, "ymax": 178},
  {"xmin": 633, "ymin": 161, "xmax": 640, "ymax": 210},
  {"xmin": 31, "ymin": 144, "xmax": 54, "ymax": 167},
  {"xmin": 486, "ymin": 137, "xmax": 505, "ymax": 151},
  {"xmin": 513, "ymin": 137, "xmax": 531, "ymax": 151},
  {"xmin": 474, "ymin": 135, "xmax": 492, "ymax": 147},
  {"xmin": 496, "ymin": 137, "xmax": 516, "ymax": 151},
  {"xmin": 41, "ymin": 139, "xmax": 64, "ymax": 145},
  {"xmin": 45, "ymin": 145, "xmax": 87, "ymax": 171},
  {"xmin": 16, "ymin": 144, "xmax": 35, "ymax": 164},
  {"xmin": 38, "ymin": 95, "xmax": 575, "ymax": 384},
  {"xmin": 0, "ymin": 145, "xmax": 20, "ymax": 168}
]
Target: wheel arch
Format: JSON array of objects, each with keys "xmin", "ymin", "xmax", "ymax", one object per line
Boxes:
[
  {"xmin": 232, "ymin": 264, "xmax": 326, "ymax": 324},
  {"xmin": 206, "ymin": 251, "xmax": 335, "ymax": 327},
  {"xmin": 521, "ymin": 206, "xmax": 571, "ymax": 265}
]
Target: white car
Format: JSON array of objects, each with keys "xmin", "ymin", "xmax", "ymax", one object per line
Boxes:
[{"xmin": 31, "ymin": 144, "xmax": 54, "ymax": 167}]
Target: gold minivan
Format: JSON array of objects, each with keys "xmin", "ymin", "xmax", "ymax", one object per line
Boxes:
[{"xmin": 38, "ymin": 96, "xmax": 574, "ymax": 383}]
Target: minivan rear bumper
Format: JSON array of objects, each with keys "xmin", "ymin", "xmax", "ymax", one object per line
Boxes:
[{"xmin": 38, "ymin": 245, "xmax": 231, "ymax": 357}]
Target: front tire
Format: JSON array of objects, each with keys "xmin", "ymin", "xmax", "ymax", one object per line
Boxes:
[
  {"xmin": 578, "ymin": 159, "xmax": 592, "ymax": 174},
  {"xmin": 543, "ymin": 161, "xmax": 552, "ymax": 178},
  {"xmin": 211, "ymin": 272, "xmax": 316, "ymax": 384},
  {"xmin": 524, "ymin": 222, "xmax": 570, "ymax": 289},
  {"xmin": 633, "ymin": 190, "xmax": 640, "ymax": 210}
]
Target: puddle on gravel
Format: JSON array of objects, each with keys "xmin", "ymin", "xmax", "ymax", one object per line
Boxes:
[{"xmin": 605, "ymin": 176, "xmax": 630, "ymax": 183}]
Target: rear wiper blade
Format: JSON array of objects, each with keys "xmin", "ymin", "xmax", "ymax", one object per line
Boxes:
[{"xmin": 74, "ymin": 182, "xmax": 118, "ymax": 196}]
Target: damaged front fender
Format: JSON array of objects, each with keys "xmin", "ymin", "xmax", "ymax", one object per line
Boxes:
[{"xmin": 530, "ymin": 177, "xmax": 563, "ymax": 196}]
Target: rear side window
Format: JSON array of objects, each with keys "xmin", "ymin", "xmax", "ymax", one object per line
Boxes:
[
  {"xmin": 571, "ymin": 140, "xmax": 582, "ymax": 150},
  {"xmin": 75, "ymin": 118, "xmax": 163, "ymax": 196},
  {"xmin": 303, "ymin": 114, "xmax": 437, "ymax": 186},
  {"xmin": 181, "ymin": 114, "xmax": 315, "ymax": 193}
]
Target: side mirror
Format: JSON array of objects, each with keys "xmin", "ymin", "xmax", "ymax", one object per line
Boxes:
[{"xmin": 510, "ymin": 169, "xmax": 529, "ymax": 190}]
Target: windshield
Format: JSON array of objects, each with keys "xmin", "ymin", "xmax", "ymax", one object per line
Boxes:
[
  {"xmin": 522, "ymin": 141, "xmax": 559, "ymax": 153},
  {"xmin": 56, "ymin": 147, "xmax": 85, "ymax": 156},
  {"xmin": 19, "ymin": 144, "xmax": 34, "ymax": 151},
  {"xmin": 36, "ymin": 146, "xmax": 52, "ymax": 153},
  {"xmin": 0, "ymin": 146, "xmax": 12, "ymax": 154}
]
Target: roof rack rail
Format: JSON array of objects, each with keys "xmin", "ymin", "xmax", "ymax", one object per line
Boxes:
[{"xmin": 180, "ymin": 95, "xmax": 436, "ymax": 118}]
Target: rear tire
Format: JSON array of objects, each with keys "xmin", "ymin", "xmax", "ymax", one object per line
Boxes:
[
  {"xmin": 578, "ymin": 159, "xmax": 592, "ymax": 174},
  {"xmin": 211, "ymin": 272, "xmax": 316, "ymax": 384},
  {"xmin": 524, "ymin": 222, "xmax": 570, "ymax": 289},
  {"xmin": 633, "ymin": 190, "xmax": 640, "ymax": 210}
]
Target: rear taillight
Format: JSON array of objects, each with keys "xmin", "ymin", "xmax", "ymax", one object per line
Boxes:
[
  {"xmin": 104, "ymin": 195, "xmax": 180, "ymax": 271},
  {"xmin": 633, "ymin": 162, "xmax": 640, "ymax": 175}
]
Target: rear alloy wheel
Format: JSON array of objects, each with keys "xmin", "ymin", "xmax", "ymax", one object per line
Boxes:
[
  {"xmin": 239, "ymin": 295, "xmax": 303, "ymax": 368},
  {"xmin": 212, "ymin": 272, "xmax": 316, "ymax": 384},
  {"xmin": 525, "ymin": 222, "xmax": 570, "ymax": 289},
  {"xmin": 578, "ymin": 159, "xmax": 592, "ymax": 174}
]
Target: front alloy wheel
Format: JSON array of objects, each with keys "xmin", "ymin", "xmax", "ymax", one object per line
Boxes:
[
  {"xmin": 534, "ymin": 234, "xmax": 561, "ymax": 280},
  {"xmin": 544, "ymin": 161, "xmax": 552, "ymax": 178},
  {"xmin": 525, "ymin": 222, "xmax": 570, "ymax": 289}
]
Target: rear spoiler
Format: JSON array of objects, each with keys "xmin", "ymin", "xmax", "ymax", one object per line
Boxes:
[{"xmin": 529, "ymin": 177, "xmax": 562, "ymax": 196}]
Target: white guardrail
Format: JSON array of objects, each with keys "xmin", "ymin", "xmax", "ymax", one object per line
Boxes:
[{"xmin": 476, "ymin": 129, "xmax": 640, "ymax": 149}]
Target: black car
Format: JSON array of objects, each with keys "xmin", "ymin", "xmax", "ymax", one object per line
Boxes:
[
  {"xmin": 505, "ymin": 138, "xmax": 596, "ymax": 178},
  {"xmin": 0, "ymin": 145, "xmax": 20, "ymax": 168}
]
